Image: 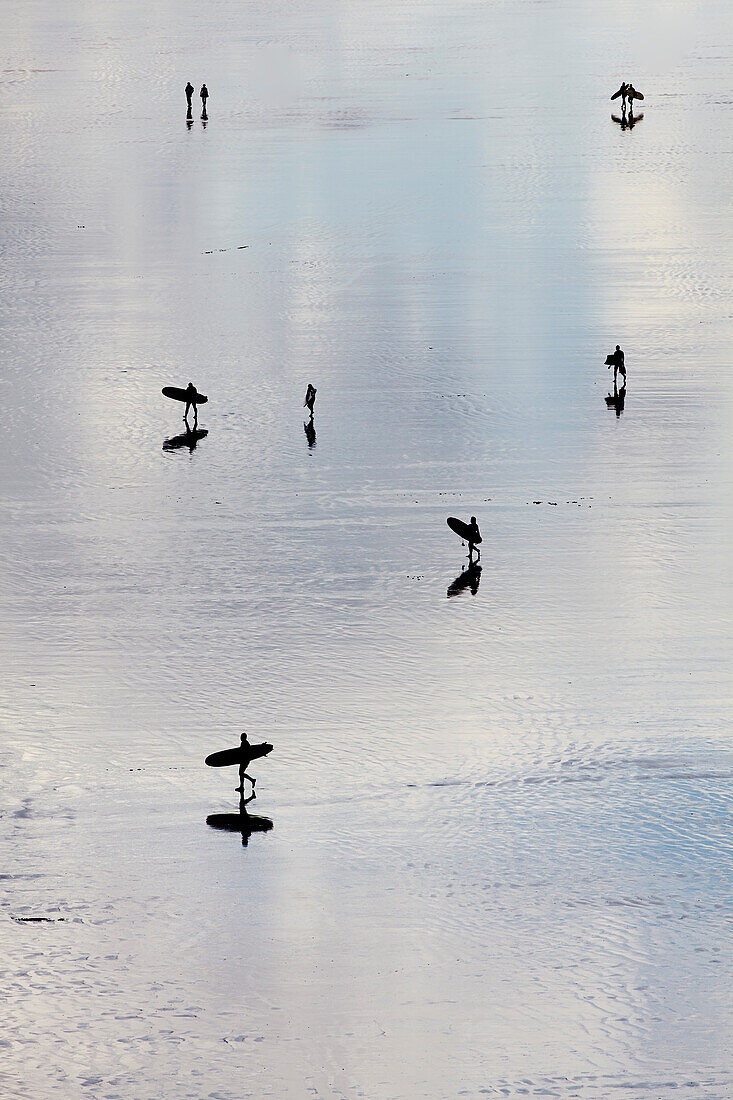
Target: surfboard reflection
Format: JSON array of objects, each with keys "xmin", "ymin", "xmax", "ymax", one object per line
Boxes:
[
  {"xmin": 612, "ymin": 110, "xmax": 643, "ymax": 130},
  {"xmin": 163, "ymin": 427, "xmax": 208, "ymax": 452},
  {"xmin": 447, "ymin": 562, "xmax": 482, "ymax": 598},
  {"xmin": 303, "ymin": 414, "xmax": 316, "ymax": 449},
  {"xmin": 207, "ymin": 793, "xmax": 273, "ymax": 847}
]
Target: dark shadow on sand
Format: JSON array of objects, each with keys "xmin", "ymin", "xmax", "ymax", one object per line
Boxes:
[
  {"xmin": 163, "ymin": 427, "xmax": 208, "ymax": 452},
  {"xmin": 612, "ymin": 110, "xmax": 643, "ymax": 131},
  {"xmin": 447, "ymin": 562, "xmax": 482, "ymax": 598},
  {"xmin": 304, "ymin": 415, "xmax": 316, "ymax": 449},
  {"xmin": 207, "ymin": 793, "xmax": 273, "ymax": 847},
  {"xmin": 605, "ymin": 384, "xmax": 626, "ymax": 418}
]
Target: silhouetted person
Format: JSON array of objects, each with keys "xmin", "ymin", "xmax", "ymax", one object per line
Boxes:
[
  {"xmin": 200, "ymin": 84, "xmax": 208, "ymax": 111},
  {"xmin": 304, "ymin": 415, "xmax": 316, "ymax": 448},
  {"xmin": 183, "ymin": 381, "xmax": 201, "ymax": 426},
  {"xmin": 236, "ymin": 732, "xmax": 256, "ymax": 797},
  {"xmin": 304, "ymin": 383, "xmax": 317, "ymax": 414},
  {"xmin": 467, "ymin": 516, "xmax": 481, "ymax": 562},
  {"xmin": 627, "ymin": 84, "xmax": 642, "ymax": 111},
  {"xmin": 185, "ymin": 82, "xmax": 194, "ymax": 109},
  {"xmin": 611, "ymin": 81, "xmax": 629, "ymax": 110},
  {"xmin": 608, "ymin": 344, "xmax": 626, "ymax": 387}
]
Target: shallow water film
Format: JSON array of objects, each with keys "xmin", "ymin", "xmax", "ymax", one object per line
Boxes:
[{"xmin": 1, "ymin": 0, "xmax": 732, "ymax": 1097}]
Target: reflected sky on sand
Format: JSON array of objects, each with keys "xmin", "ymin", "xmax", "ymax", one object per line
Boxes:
[{"xmin": 0, "ymin": 0, "xmax": 731, "ymax": 1097}]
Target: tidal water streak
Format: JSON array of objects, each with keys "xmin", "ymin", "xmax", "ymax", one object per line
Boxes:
[{"xmin": 1, "ymin": 0, "xmax": 731, "ymax": 1096}]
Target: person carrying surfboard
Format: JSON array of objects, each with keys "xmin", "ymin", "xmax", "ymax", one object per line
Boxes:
[
  {"xmin": 608, "ymin": 345, "xmax": 626, "ymax": 388},
  {"xmin": 304, "ymin": 383, "xmax": 317, "ymax": 415},
  {"xmin": 236, "ymin": 732, "xmax": 255, "ymax": 797},
  {"xmin": 467, "ymin": 516, "xmax": 481, "ymax": 561},
  {"xmin": 184, "ymin": 381, "xmax": 200, "ymax": 426},
  {"xmin": 626, "ymin": 84, "xmax": 643, "ymax": 113},
  {"xmin": 447, "ymin": 515, "xmax": 483, "ymax": 561},
  {"xmin": 611, "ymin": 82, "xmax": 629, "ymax": 110}
]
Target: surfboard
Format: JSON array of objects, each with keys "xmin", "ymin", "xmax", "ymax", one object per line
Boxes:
[
  {"xmin": 162, "ymin": 386, "xmax": 208, "ymax": 405},
  {"xmin": 629, "ymin": 90, "xmax": 644, "ymax": 101},
  {"xmin": 447, "ymin": 516, "xmax": 482, "ymax": 544},
  {"xmin": 205, "ymin": 743, "xmax": 273, "ymax": 768},
  {"xmin": 605, "ymin": 354, "xmax": 615, "ymax": 365},
  {"xmin": 610, "ymin": 88, "xmax": 624, "ymax": 101}
]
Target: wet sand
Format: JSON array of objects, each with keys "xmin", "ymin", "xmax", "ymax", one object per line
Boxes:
[{"xmin": 1, "ymin": 0, "xmax": 732, "ymax": 1096}]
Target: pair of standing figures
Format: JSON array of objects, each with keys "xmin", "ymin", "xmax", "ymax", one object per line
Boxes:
[
  {"xmin": 611, "ymin": 82, "xmax": 643, "ymax": 113},
  {"xmin": 185, "ymin": 82, "xmax": 209, "ymax": 115}
]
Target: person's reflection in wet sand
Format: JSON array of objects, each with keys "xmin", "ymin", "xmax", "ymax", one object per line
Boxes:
[
  {"xmin": 447, "ymin": 562, "xmax": 482, "ymax": 598},
  {"xmin": 186, "ymin": 104, "xmax": 193, "ymax": 126},
  {"xmin": 612, "ymin": 107, "xmax": 643, "ymax": 130},
  {"xmin": 206, "ymin": 792, "xmax": 274, "ymax": 847},
  {"xmin": 163, "ymin": 426, "xmax": 208, "ymax": 452},
  {"xmin": 304, "ymin": 414, "xmax": 316, "ymax": 449},
  {"xmin": 201, "ymin": 107, "xmax": 208, "ymax": 126},
  {"xmin": 605, "ymin": 382, "xmax": 626, "ymax": 418}
]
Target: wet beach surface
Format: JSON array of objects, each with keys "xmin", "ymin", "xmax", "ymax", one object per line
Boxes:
[{"xmin": 1, "ymin": 0, "xmax": 732, "ymax": 1096}]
